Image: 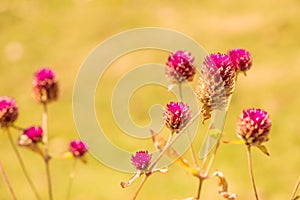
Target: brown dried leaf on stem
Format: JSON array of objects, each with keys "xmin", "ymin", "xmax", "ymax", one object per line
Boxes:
[
  {"xmin": 212, "ymin": 170, "xmax": 237, "ymax": 200},
  {"xmin": 150, "ymin": 129, "xmax": 190, "ymax": 171}
]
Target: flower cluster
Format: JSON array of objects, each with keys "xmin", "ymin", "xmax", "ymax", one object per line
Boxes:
[
  {"xmin": 0, "ymin": 96, "xmax": 19, "ymax": 128},
  {"xmin": 69, "ymin": 139, "xmax": 88, "ymax": 157},
  {"xmin": 165, "ymin": 50, "xmax": 196, "ymax": 83},
  {"xmin": 33, "ymin": 67, "xmax": 59, "ymax": 103},
  {"xmin": 195, "ymin": 52, "xmax": 235, "ymax": 122},
  {"xmin": 131, "ymin": 150, "xmax": 152, "ymax": 171},
  {"xmin": 228, "ymin": 48, "xmax": 252, "ymax": 74},
  {"xmin": 163, "ymin": 101, "xmax": 191, "ymax": 133},
  {"xmin": 236, "ymin": 108, "xmax": 271, "ymax": 146}
]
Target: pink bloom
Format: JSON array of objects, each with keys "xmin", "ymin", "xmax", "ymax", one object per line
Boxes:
[
  {"xmin": 0, "ymin": 96, "xmax": 18, "ymax": 127},
  {"xmin": 163, "ymin": 101, "xmax": 191, "ymax": 133},
  {"xmin": 33, "ymin": 67, "xmax": 59, "ymax": 103},
  {"xmin": 236, "ymin": 108, "xmax": 271, "ymax": 146},
  {"xmin": 166, "ymin": 50, "xmax": 196, "ymax": 83},
  {"xmin": 69, "ymin": 140, "xmax": 88, "ymax": 157},
  {"xmin": 131, "ymin": 150, "xmax": 152, "ymax": 171},
  {"xmin": 23, "ymin": 126, "xmax": 43, "ymax": 143},
  {"xmin": 228, "ymin": 48, "xmax": 252, "ymax": 74}
]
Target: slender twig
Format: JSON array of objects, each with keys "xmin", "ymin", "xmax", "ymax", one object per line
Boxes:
[
  {"xmin": 290, "ymin": 176, "xmax": 300, "ymax": 200},
  {"xmin": 178, "ymin": 83, "xmax": 199, "ymax": 168},
  {"xmin": 0, "ymin": 160, "xmax": 17, "ymax": 200},
  {"xmin": 42, "ymin": 103, "xmax": 53, "ymax": 200},
  {"xmin": 246, "ymin": 145, "xmax": 259, "ymax": 200},
  {"xmin": 132, "ymin": 175, "xmax": 149, "ymax": 200},
  {"xmin": 148, "ymin": 109, "xmax": 201, "ymax": 172},
  {"xmin": 66, "ymin": 159, "xmax": 77, "ymax": 200},
  {"xmin": 11, "ymin": 124, "xmax": 25, "ymax": 131},
  {"xmin": 202, "ymin": 138, "xmax": 221, "ymax": 177},
  {"xmin": 195, "ymin": 177, "xmax": 203, "ymax": 200},
  {"xmin": 7, "ymin": 128, "xmax": 40, "ymax": 200}
]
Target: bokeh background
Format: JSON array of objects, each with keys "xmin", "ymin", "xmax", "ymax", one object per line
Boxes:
[{"xmin": 0, "ymin": 0, "xmax": 299, "ymax": 199}]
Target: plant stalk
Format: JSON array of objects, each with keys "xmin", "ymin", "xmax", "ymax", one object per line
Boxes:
[
  {"xmin": 246, "ymin": 145, "xmax": 259, "ymax": 200},
  {"xmin": 7, "ymin": 128, "xmax": 40, "ymax": 200},
  {"xmin": 42, "ymin": 103, "xmax": 53, "ymax": 200},
  {"xmin": 66, "ymin": 159, "xmax": 77, "ymax": 200},
  {"xmin": 0, "ymin": 160, "xmax": 17, "ymax": 200},
  {"xmin": 290, "ymin": 176, "xmax": 300, "ymax": 200},
  {"xmin": 132, "ymin": 175, "xmax": 149, "ymax": 200}
]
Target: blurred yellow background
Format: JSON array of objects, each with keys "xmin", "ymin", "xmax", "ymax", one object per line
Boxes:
[{"xmin": 0, "ymin": 0, "xmax": 299, "ymax": 199}]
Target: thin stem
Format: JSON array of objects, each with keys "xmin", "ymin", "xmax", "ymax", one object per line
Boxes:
[
  {"xmin": 132, "ymin": 175, "xmax": 149, "ymax": 200},
  {"xmin": 42, "ymin": 103, "xmax": 53, "ymax": 200},
  {"xmin": 148, "ymin": 109, "xmax": 201, "ymax": 172},
  {"xmin": 66, "ymin": 159, "xmax": 77, "ymax": 200},
  {"xmin": 202, "ymin": 138, "xmax": 221, "ymax": 177},
  {"xmin": 195, "ymin": 177, "xmax": 203, "ymax": 200},
  {"xmin": 7, "ymin": 129, "xmax": 40, "ymax": 200},
  {"xmin": 0, "ymin": 160, "xmax": 17, "ymax": 200},
  {"xmin": 246, "ymin": 146, "xmax": 259, "ymax": 200},
  {"xmin": 290, "ymin": 176, "xmax": 300, "ymax": 200},
  {"xmin": 178, "ymin": 83, "xmax": 199, "ymax": 168}
]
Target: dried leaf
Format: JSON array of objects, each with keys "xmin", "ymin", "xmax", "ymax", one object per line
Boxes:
[
  {"xmin": 223, "ymin": 139, "xmax": 244, "ymax": 145},
  {"xmin": 150, "ymin": 129, "xmax": 190, "ymax": 172},
  {"xmin": 257, "ymin": 145, "xmax": 270, "ymax": 156},
  {"xmin": 212, "ymin": 170, "xmax": 237, "ymax": 200}
]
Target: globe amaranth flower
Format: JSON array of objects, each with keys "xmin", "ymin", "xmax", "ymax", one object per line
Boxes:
[
  {"xmin": 228, "ymin": 48, "xmax": 252, "ymax": 74},
  {"xmin": 131, "ymin": 150, "xmax": 152, "ymax": 171},
  {"xmin": 69, "ymin": 140, "xmax": 88, "ymax": 157},
  {"xmin": 23, "ymin": 126, "xmax": 43, "ymax": 143},
  {"xmin": 33, "ymin": 67, "xmax": 59, "ymax": 103},
  {"xmin": 236, "ymin": 108, "xmax": 271, "ymax": 146},
  {"xmin": 195, "ymin": 53, "xmax": 235, "ymax": 123},
  {"xmin": 163, "ymin": 101, "xmax": 191, "ymax": 133},
  {"xmin": 166, "ymin": 50, "xmax": 196, "ymax": 83},
  {"xmin": 0, "ymin": 96, "xmax": 18, "ymax": 128}
]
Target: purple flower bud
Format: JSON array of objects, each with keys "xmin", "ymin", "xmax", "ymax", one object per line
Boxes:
[
  {"xmin": 166, "ymin": 50, "xmax": 196, "ymax": 83},
  {"xmin": 228, "ymin": 48, "xmax": 252, "ymax": 74},
  {"xmin": 33, "ymin": 67, "xmax": 59, "ymax": 103},
  {"xmin": 131, "ymin": 150, "xmax": 152, "ymax": 171},
  {"xmin": 23, "ymin": 126, "xmax": 43, "ymax": 143},
  {"xmin": 236, "ymin": 108, "xmax": 271, "ymax": 146},
  {"xmin": 0, "ymin": 96, "xmax": 18, "ymax": 128},
  {"xmin": 69, "ymin": 140, "xmax": 88, "ymax": 157},
  {"xmin": 163, "ymin": 101, "xmax": 191, "ymax": 133}
]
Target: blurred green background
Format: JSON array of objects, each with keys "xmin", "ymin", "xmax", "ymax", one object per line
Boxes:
[{"xmin": 0, "ymin": 0, "xmax": 299, "ymax": 199}]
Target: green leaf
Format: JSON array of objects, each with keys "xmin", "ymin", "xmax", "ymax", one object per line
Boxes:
[{"xmin": 257, "ymin": 145, "xmax": 270, "ymax": 156}]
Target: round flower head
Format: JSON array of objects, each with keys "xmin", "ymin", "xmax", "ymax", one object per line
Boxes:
[
  {"xmin": 69, "ymin": 140, "xmax": 88, "ymax": 157},
  {"xmin": 166, "ymin": 50, "xmax": 196, "ymax": 83},
  {"xmin": 0, "ymin": 96, "xmax": 18, "ymax": 128},
  {"xmin": 131, "ymin": 150, "xmax": 152, "ymax": 171},
  {"xmin": 195, "ymin": 53, "xmax": 235, "ymax": 123},
  {"xmin": 228, "ymin": 48, "xmax": 252, "ymax": 74},
  {"xmin": 33, "ymin": 67, "xmax": 59, "ymax": 103},
  {"xmin": 163, "ymin": 101, "xmax": 191, "ymax": 133},
  {"xmin": 236, "ymin": 108, "xmax": 271, "ymax": 146},
  {"xmin": 23, "ymin": 126, "xmax": 43, "ymax": 143}
]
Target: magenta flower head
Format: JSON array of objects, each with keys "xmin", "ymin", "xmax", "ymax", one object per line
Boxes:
[
  {"xmin": 163, "ymin": 101, "xmax": 191, "ymax": 133},
  {"xmin": 33, "ymin": 67, "xmax": 59, "ymax": 104},
  {"xmin": 131, "ymin": 150, "xmax": 152, "ymax": 171},
  {"xmin": 0, "ymin": 96, "xmax": 18, "ymax": 128},
  {"xmin": 228, "ymin": 48, "xmax": 252, "ymax": 74},
  {"xmin": 23, "ymin": 126, "xmax": 43, "ymax": 143},
  {"xmin": 236, "ymin": 108, "xmax": 271, "ymax": 146},
  {"xmin": 195, "ymin": 53, "xmax": 235, "ymax": 122},
  {"xmin": 69, "ymin": 140, "xmax": 88, "ymax": 157},
  {"xmin": 166, "ymin": 50, "xmax": 196, "ymax": 83}
]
